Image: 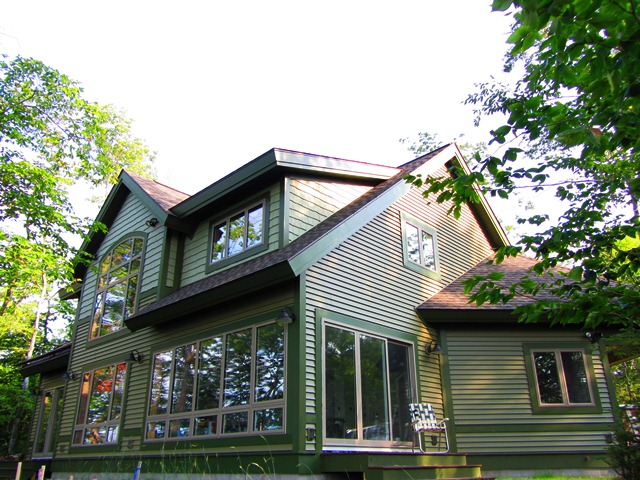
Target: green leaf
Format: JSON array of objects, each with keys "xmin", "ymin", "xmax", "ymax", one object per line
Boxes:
[
  {"xmin": 492, "ymin": 0, "xmax": 512, "ymax": 11},
  {"xmin": 568, "ymin": 267, "xmax": 583, "ymax": 281}
]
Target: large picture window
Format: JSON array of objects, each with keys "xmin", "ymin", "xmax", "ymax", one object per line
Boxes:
[
  {"xmin": 91, "ymin": 237, "xmax": 144, "ymax": 339},
  {"xmin": 324, "ymin": 324, "xmax": 415, "ymax": 446},
  {"xmin": 146, "ymin": 321, "xmax": 286, "ymax": 440},
  {"xmin": 73, "ymin": 363, "xmax": 127, "ymax": 445},
  {"xmin": 210, "ymin": 202, "xmax": 264, "ymax": 264}
]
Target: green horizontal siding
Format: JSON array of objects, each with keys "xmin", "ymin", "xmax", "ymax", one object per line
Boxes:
[
  {"xmin": 303, "ymin": 176, "xmax": 496, "ymax": 448},
  {"xmin": 443, "ymin": 327, "xmax": 614, "ymax": 453},
  {"xmin": 180, "ymin": 184, "xmax": 281, "ymax": 286},
  {"xmin": 288, "ymin": 179, "xmax": 371, "ymax": 242}
]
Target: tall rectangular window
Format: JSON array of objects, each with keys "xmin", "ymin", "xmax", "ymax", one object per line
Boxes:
[
  {"xmin": 73, "ymin": 363, "xmax": 127, "ymax": 445},
  {"xmin": 211, "ymin": 202, "xmax": 264, "ymax": 264},
  {"xmin": 324, "ymin": 324, "xmax": 415, "ymax": 445},
  {"xmin": 91, "ymin": 237, "xmax": 144, "ymax": 339},
  {"xmin": 146, "ymin": 321, "xmax": 286, "ymax": 440},
  {"xmin": 33, "ymin": 388, "xmax": 64, "ymax": 457}
]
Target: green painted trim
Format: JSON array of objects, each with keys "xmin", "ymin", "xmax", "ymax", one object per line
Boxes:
[
  {"xmin": 53, "ymin": 453, "xmax": 319, "ymax": 476},
  {"xmin": 157, "ymin": 229, "xmax": 173, "ymax": 298},
  {"xmin": 523, "ymin": 342, "xmax": 603, "ymax": 414},
  {"xmin": 125, "ymin": 262, "xmax": 295, "ymax": 330},
  {"xmin": 139, "ymin": 433, "xmax": 294, "ymax": 452},
  {"xmin": 600, "ymin": 340, "xmax": 620, "ymax": 410},
  {"xmin": 399, "ymin": 211, "xmax": 441, "ymax": 281},
  {"xmin": 204, "ymin": 194, "xmax": 271, "ymax": 274},
  {"xmin": 288, "ymin": 180, "xmax": 411, "ymax": 276},
  {"xmin": 316, "ymin": 308, "xmax": 416, "ymax": 343},
  {"xmin": 439, "ymin": 328, "xmax": 458, "ymax": 453},
  {"xmin": 457, "ymin": 422, "xmax": 614, "ymax": 434},
  {"xmin": 85, "ymin": 326, "xmax": 132, "ymax": 349},
  {"xmin": 288, "ymin": 275, "xmax": 305, "ymax": 452},
  {"xmin": 138, "ymin": 287, "xmax": 156, "ymax": 304},
  {"xmin": 281, "ymin": 177, "xmax": 290, "ymax": 247},
  {"xmin": 465, "ymin": 452, "xmax": 610, "ymax": 472}
]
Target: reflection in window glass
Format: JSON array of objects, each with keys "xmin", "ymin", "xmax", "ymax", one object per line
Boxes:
[
  {"xmin": 149, "ymin": 352, "xmax": 172, "ymax": 416},
  {"xmin": 91, "ymin": 237, "xmax": 144, "ymax": 339},
  {"xmin": 360, "ymin": 335, "xmax": 389, "ymax": 440},
  {"xmin": 210, "ymin": 203, "xmax": 264, "ymax": 264},
  {"xmin": 247, "ymin": 205, "xmax": 263, "ymax": 248},
  {"xmin": 562, "ymin": 351, "xmax": 591, "ymax": 404},
  {"xmin": 405, "ymin": 223, "xmax": 420, "ymax": 264},
  {"xmin": 223, "ymin": 411, "xmax": 248, "ymax": 434},
  {"xmin": 255, "ymin": 323, "xmax": 285, "ymax": 402},
  {"xmin": 325, "ymin": 325, "xmax": 414, "ymax": 444},
  {"xmin": 197, "ymin": 336, "xmax": 222, "ymax": 411},
  {"xmin": 146, "ymin": 321, "xmax": 286, "ymax": 440},
  {"xmin": 254, "ymin": 408, "xmax": 283, "ymax": 431},
  {"xmin": 325, "ymin": 327, "xmax": 357, "ymax": 439},
  {"xmin": 171, "ymin": 344, "xmax": 196, "ymax": 414},
  {"xmin": 534, "ymin": 352, "xmax": 563, "ymax": 404},
  {"xmin": 421, "ymin": 231, "xmax": 435, "ymax": 270},
  {"xmin": 74, "ymin": 363, "xmax": 127, "ymax": 445},
  {"xmin": 533, "ymin": 350, "xmax": 593, "ymax": 406},
  {"xmin": 224, "ymin": 329, "xmax": 252, "ymax": 407}
]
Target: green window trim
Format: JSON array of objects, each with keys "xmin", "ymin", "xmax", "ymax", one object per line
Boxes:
[
  {"xmin": 145, "ymin": 320, "xmax": 287, "ymax": 441},
  {"xmin": 400, "ymin": 211, "xmax": 441, "ymax": 280},
  {"xmin": 206, "ymin": 198, "xmax": 269, "ymax": 273},
  {"xmin": 90, "ymin": 234, "xmax": 146, "ymax": 340},
  {"xmin": 523, "ymin": 343, "xmax": 602, "ymax": 415}
]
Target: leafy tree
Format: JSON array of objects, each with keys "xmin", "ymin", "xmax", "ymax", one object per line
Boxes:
[
  {"xmin": 406, "ymin": 0, "xmax": 640, "ymax": 333},
  {"xmin": 0, "ymin": 55, "xmax": 154, "ymax": 455}
]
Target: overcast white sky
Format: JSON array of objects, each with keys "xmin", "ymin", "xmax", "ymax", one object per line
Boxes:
[{"xmin": 0, "ymin": 1, "xmax": 514, "ymax": 196}]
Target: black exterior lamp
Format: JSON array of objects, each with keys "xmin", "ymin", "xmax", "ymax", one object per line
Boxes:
[
  {"xmin": 61, "ymin": 370, "xmax": 77, "ymax": 381},
  {"xmin": 125, "ymin": 349, "xmax": 144, "ymax": 363},
  {"xmin": 426, "ymin": 340, "xmax": 443, "ymax": 355}
]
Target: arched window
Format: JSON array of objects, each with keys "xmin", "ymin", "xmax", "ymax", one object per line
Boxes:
[{"xmin": 90, "ymin": 237, "xmax": 144, "ymax": 339}]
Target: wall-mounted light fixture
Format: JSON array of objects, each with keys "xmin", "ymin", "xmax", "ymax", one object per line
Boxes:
[
  {"xmin": 145, "ymin": 217, "xmax": 159, "ymax": 228},
  {"xmin": 305, "ymin": 426, "xmax": 316, "ymax": 442},
  {"xmin": 426, "ymin": 340, "xmax": 443, "ymax": 355},
  {"xmin": 585, "ymin": 331, "xmax": 602, "ymax": 344},
  {"xmin": 61, "ymin": 370, "xmax": 77, "ymax": 381},
  {"xmin": 275, "ymin": 307, "xmax": 294, "ymax": 325},
  {"xmin": 125, "ymin": 349, "xmax": 144, "ymax": 363}
]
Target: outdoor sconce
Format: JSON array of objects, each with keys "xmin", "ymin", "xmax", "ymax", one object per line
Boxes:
[
  {"xmin": 585, "ymin": 331, "xmax": 602, "ymax": 344},
  {"xmin": 125, "ymin": 349, "xmax": 144, "ymax": 363},
  {"xmin": 61, "ymin": 370, "xmax": 77, "ymax": 381},
  {"xmin": 426, "ymin": 340, "xmax": 443, "ymax": 355},
  {"xmin": 145, "ymin": 217, "xmax": 159, "ymax": 228},
  {"xmin": 305, "ymin": 427, "xmax": 316, "ymax": 442},
  {"xmin": 275, "ymin": 307, "xmax": 294, "ymax": 325}
]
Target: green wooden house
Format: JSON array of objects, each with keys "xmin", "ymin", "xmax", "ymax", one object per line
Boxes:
[{"xmin": 22, "ymin": 145, "xmax": 616, "ymax": 479}]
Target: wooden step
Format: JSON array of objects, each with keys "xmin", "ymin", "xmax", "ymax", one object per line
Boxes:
[{"xmin": 367, "ymin": 463, "xmax": 489, "ymax": 480}]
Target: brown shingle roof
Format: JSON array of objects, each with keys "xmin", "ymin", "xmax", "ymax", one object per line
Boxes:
[
  {"xmin": 126, "ymin": 146, "xmax": 451, "ymax": 329},
  {"xmin": 418, "ymin": 254, "xmax": 566, "ymax": 318},
  {"xmin": 125, "ymin": 171, "xmax": 190, "ymax": 212}
]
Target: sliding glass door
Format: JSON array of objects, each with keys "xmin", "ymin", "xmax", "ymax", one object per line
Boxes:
[{"xmin": 324, "ymin": 324, "xmax": 415, "ymax": 447}]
